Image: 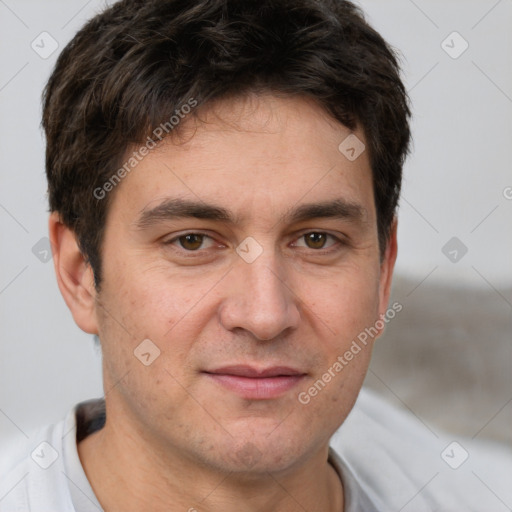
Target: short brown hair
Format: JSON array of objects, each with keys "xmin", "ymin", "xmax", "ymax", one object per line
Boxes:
[{"xmin": 43, "ymin": 0, "xmax": 411, "ymax": 288}]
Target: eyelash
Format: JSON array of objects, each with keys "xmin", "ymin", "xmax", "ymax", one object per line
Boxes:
[{"xmin": 163, "ymin": 231, "xmax": 345, "ymax": 256}]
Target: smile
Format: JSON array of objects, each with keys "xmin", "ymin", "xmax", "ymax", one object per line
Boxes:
[{"xmin": 203, "ymin": 365, "xmax": 307, "ymax": 400}]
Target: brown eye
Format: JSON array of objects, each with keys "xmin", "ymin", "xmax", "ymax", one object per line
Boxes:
[
  {"xmin": 178, "ymin": 234, "xmax": 204, "ymax": 250},
  {"xmin": 304, "ymin": 232, "xmax": 328, "ymax": 249}
]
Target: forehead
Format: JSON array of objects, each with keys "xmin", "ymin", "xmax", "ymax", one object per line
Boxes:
[{"xmin": 109, "ymin": 93, "xmax": 375, "ymax": 228}]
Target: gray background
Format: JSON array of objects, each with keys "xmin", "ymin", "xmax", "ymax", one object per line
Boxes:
[{"xmin": 1, "ymin": 0, "xmax": 511, "ymax": 444}]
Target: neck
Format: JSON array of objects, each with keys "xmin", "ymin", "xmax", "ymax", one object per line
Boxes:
[{"xmin": 77, "ymin": 409, "xmax": 343, "ymax": 512}]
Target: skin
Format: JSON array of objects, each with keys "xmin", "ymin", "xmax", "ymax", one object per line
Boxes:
[{"xmin": 50, "ymin": 93, "xmax": 397, "ymax": 512}]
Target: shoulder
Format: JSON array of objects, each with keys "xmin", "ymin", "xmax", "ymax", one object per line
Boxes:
[
  {"xmin": 330, "ymin": 387, "xmax": 512, "ymax": 511},
  {"xmin": 0, "ymin": 408, "xmax": 77, "ymax": 512}
]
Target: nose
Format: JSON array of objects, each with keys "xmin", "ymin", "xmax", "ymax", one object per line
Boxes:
[{"xmin": 218, "ymin": 255, "xmax": 301, "ymax": 341}]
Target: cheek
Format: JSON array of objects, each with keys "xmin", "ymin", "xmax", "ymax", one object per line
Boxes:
[
  {"xmin": 103, "ymin": 265, "xmax": 213, "ymax": 338},
  {"xmin": 306, "ymin": 267, "xmax": 381, "ymax": 343},
  {"xmin": 94, "ymin": 273, "xmax": 208, "ymax": 427},
  {"xmin": 295, "ymin": 267, "xmax": 380, "ymax": 409},
  {"xmin": 95, "ymin": 265, "xmax": 227, "ymax": 391}
]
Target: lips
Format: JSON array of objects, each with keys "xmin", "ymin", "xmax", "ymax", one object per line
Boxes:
[
  {"xmin": 207, "ymin": 365, "xmax": 304, "ymax": 378},
  {"xmin": 204, "ymin": 365, "xmax": 306, "ymax": 400}
]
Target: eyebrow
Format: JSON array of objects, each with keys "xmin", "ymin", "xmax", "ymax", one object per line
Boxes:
[
  {"xmin": 134, "ymin": 197, "xmax": 366, "ymax": 230},
  {"xmin": 135, "ymin": 198, "xmax": 234, "ymax": 229},
  {"xmin": 286, "ymin": 199, "xmax": 366, "ymax": 224}
]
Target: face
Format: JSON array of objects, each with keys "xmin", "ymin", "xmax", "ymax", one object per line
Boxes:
[{"xmin": 90, "ymin": 93, "xmax": 395, "ymax": 475}]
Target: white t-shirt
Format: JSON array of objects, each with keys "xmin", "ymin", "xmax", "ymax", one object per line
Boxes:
[{"xmin": 1, "ymin": 388, "xmax": 511, "ymax": 511}]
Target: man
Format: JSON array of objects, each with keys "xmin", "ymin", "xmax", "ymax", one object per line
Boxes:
[{"xmin": 1, "ymin": 0, "xmax": 510, "ymax": 510}]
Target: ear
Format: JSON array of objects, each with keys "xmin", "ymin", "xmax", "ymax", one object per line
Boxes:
[
  {"xmin": 48, "ymin": 212, "xmax": 99, "ymax": 334},
  {"xmin": 376, "ymin": 218, "xmax": 398, "ymax": 326}
]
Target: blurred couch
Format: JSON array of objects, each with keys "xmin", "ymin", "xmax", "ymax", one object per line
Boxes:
[{"xmin": 364, "ymin": 275, "xmax": 512, "ymax": 445}]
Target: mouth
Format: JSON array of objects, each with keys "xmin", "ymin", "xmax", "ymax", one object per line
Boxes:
[{"xmin": 203, "ymin": 365, "xmax": 307, "ymax": 400}]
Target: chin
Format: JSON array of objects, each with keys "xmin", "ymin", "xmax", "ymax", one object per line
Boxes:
[{"xmin": 205, "ymin": 426, "xmax": 315, "ymax": 476}]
